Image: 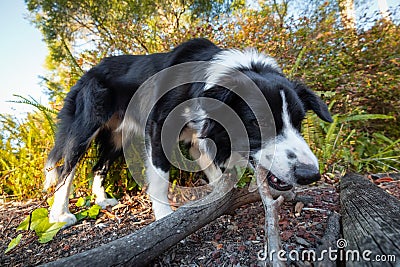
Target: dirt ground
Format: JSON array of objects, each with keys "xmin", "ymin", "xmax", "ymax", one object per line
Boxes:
[{"xmin": 0, "ymin": 174, "xmax": 398, "ymax": 266}]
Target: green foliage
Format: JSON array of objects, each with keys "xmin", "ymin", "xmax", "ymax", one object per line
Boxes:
[
  {"xmin": 5, "ymin": 234, "xmax": 22, "ymax": 254},
  {"xmin": 73, "ymin": 196, "xmax": 102, "ymax": 222},
  {"xmin": 17, "ymin": 208, "xmax": 49, "ymax": 231},
  {"xmin": 236, "ymin": 167, "xmax": 254, "ymax": 188},
  {"xmin": 75, "ymin": 196, "xmax": 89, "ymax": 207},
  {"xmin": 9, "ymin": 95, "xmax": 57, "ymax": 134},
  {"xmin": 303, "ymin": 108, "xmax": 399, "ymax": 173},
  {"xmin": 75, "ymin": 204, "xmax": 102, "ymax": 222},
  {"xmin": 5, "ymin": 208, "xmax": 66, "ymax": 253},
  {"xmin": 0, "ymin": 111, "xmax": 54, "ymax": 199},
  {"xmin": 18, "ymin": 207, "xmax": 66, "ymax": 243},
  {"xmin": 5, "ymin": 198, "xmax": 103, "ymax": 252}
]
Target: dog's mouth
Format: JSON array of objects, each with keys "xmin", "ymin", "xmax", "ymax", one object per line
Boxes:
[
  {"xmin": 249, "ymin": 158, "xmax": 293, "ymax": 191},
  {"xmin": 266, "ymin": 171, "xmax": 293, "ymax": 191}
]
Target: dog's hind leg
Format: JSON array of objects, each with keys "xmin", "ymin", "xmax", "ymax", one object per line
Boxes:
[
  {"xmin": 49, "ymin": 125, "xmax": 100, "ymax": 226},
  {"xmin": 91, "ymin": 129, "xmax": 120, "ymax": 208},
  {"xmin": 50, "ymin": 167, "xmax": 77, "ymax": 226}
]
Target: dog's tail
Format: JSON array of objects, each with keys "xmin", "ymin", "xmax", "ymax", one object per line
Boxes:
[
  {"xmin": 44, "ymin": 85, "xmax": 80, "ymax": 190},
  {"xmin": 44, "ymin": 73, "xmax": 110, "ymax": 190},
  {"xmin": 44, "ymin": 150, "xmax": 62, "ymax": 190}
]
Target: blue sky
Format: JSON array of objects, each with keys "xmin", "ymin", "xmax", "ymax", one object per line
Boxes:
[{"xmin": 0, "ymin": 0, "xmax": 47, "ymax": 117}]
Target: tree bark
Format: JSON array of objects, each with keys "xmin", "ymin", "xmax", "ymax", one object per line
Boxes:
[{"xmin": 340, "ymin": 173, "xmax": 400, "ymax": 267}]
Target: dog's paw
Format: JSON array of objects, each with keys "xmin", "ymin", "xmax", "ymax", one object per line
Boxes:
[
  {"xmin": 49, "ymin": 212, "xmax": 77, "ymax": 227},
  {"xmin": 153, "ymin": 206, "xmax": 173, "ymax": 220},
  {"xmin": 95, "ymin": 198, "xmax": 119, "ymax": 209}
]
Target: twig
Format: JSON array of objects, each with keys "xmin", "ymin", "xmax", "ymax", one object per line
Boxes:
[
  {"xmin": 256, "ymin": 166, "xmax": 285, "ymax": 267},
  {"xmin": 1, "ymin": 215, "xmax": 17, "ymax": 236},
  {"xmin": 302, "ymin": 207, "xmax": 330, "ymax": 213}
]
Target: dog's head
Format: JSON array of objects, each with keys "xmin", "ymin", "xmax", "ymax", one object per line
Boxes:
[
  {"xmin": 200, "ymin": 49, "xmax": 332, "ymax": 191},
  {"xmin": 251, "ymin": 78, "xmax": 332, "ymax": 191}
]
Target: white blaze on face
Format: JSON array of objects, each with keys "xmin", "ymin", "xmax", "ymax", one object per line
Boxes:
[{"xmin": 254, "ymin": 91, "xmax": 319, "ymax": 185}]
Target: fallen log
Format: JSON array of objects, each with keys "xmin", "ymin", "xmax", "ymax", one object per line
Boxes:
[
  {"xmin": 340, "ymin": 173, "xmax": 400, "ymax": 267},
  {"xmin": 42, "ymin": 172, "xmax": 299, "ymax": 267},
  {"xmin": 315, "ymin": 211, "xmax": 341, "ymax": 267}
]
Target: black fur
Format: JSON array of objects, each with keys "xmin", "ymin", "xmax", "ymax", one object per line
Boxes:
[{"xmin": 48, "ymin": 39, "xmax": 221, "ymax": 179}]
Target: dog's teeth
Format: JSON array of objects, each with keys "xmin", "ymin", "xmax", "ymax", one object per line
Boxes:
[{"xmin": 273, "ymin": 178, "xmax": 278, "ymax": 183}]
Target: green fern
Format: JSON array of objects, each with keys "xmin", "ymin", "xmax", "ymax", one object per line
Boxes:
[
  {"xmin": 9, "ymin": 94, "xmax": 57, "ymax": 135},
  {"xmin": 302, "ymin": 108, "xmax": 398, "ymax": 174}
]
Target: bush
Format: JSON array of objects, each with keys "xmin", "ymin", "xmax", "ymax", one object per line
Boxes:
[{"xmin": 1, "ymin": 1, "xmax": 399, "ymax": 200}]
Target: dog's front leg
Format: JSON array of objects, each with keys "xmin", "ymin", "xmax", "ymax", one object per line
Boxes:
[
  {"xmin": 189, "ymin": 144, "xmax": 222, "ymax": 184},
  {"xmin": 146, "ymin": 157, "xmax": 173, "ymax": 220},
  {"xmin": 92, "ymin": 172, "xmax": 119, "ymax": 208}
]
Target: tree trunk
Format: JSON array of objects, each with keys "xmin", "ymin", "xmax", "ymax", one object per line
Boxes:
[
  {"xmin": 377, "ymin": 0, "xmax": 391, "ymax": 21},
  {"xmin": 339, "ymin": 0, "xmax": 356, "ymax": 29}
]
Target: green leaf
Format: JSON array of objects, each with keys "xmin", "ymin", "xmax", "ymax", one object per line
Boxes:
[
  {"xmin": 17, "ymin": 208, "xmax": 48, "ymax": 231},
  {"xmin": 235, "ymin": 166, "xmax": 253, "ymax": 188},
  {"xmin": 373, "ymin": 133, "xmax": 395, "ymax": 145},
  {"xmin": 75, "ymin": 197, "xmax": 86, "ymax": 207},
  {"xmin": 5, "ymin": 234, "xmax": 22, "ymax": 254},
  {"xmin": 339, "ymin": 114, "xmax": 394, "ymax": 123},
  {"xmin": 37, "ymin": 222, "xmax": 66, "ymax": 244},
  {"xmin": 75, "ymin": 210, "xmax": 89, "ymax": 221},
  {"xmin": 47, "ymin": 196, "xmax": 54, "ymax": 207},
  {"xmin": 31, "ymin": 215, "xmax": 66, "ymax": 244},
  {"xmin": 33, "ymin": 217, "xmax": 53, "ymax": 235},
  {"xmin": 88, "ymin": 205, "xmax": 101, "ymax": 219},
  {"xmin": 74, "ymin": 204, "xmax": 101, "ymax": 221},
  {"xmin": 15, "ymin": 208, "xmax": 65, "ymax": 244}
]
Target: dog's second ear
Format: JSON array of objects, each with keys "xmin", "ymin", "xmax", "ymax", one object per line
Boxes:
[{"xmin": 294, "ymin": 82, "xmax": 333, "ymax": 123}]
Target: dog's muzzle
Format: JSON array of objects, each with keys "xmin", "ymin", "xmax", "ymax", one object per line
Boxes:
[{"xmin": 294, "ymin": 163, "xmax": 321, "ymax": 185}]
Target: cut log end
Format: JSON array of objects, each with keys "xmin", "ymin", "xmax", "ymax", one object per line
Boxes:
[{"xmin": 340, "ymin": 173, "xmax": 400, "ymax": 267}]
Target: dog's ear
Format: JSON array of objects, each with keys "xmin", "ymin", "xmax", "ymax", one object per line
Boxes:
[{"xmin": 293, "ymin": 82, "xmax": 333, "ymax": 123}]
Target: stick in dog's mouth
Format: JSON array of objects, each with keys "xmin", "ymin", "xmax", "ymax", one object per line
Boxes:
[
  {"xmin": 265, "ymin": 170, "xmax": 293, "ymax": 191},
  {"xmin": 255, "ymin": 165, "xmax": 285, "ymax": 266},
  {"xmin": 253, "ymin": 164, "xmax": 293, "ymax": 192}
]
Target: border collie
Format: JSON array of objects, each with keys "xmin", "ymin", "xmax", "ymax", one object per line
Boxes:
[{"xmin": 45, "ymin": 38, "xmax": 332, "ymax": 226}]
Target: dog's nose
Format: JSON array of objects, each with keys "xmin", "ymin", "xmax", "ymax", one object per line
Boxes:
[{"xmin": 295, "ymin": 164, "xmax": 321, "ymax": 185}]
